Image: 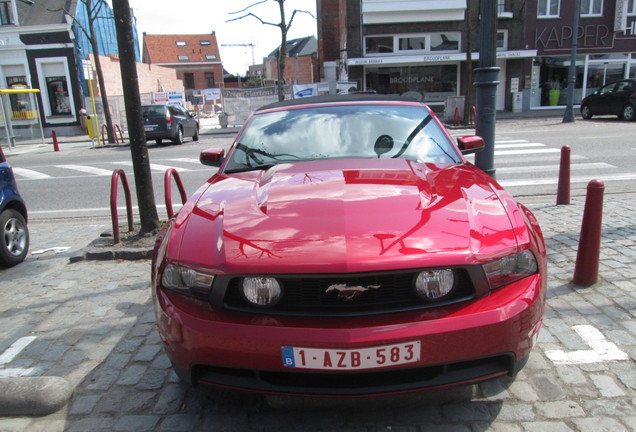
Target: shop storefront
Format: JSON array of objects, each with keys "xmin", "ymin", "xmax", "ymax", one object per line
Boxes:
[{"xmin": 530, "ymin": 53, "xmax": 636, "ymax": 108}]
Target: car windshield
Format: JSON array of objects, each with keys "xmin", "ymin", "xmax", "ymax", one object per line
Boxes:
[{"xmin": 224, "ymin": 104, "xmax": 461, "ymax": 173}]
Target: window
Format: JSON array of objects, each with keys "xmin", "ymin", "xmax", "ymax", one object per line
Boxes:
[
  {"xmin": 205, "ymin": 72, "xmax": 215, "ymax": 88},
  {"xmin": 581, "ymin": 0, "xmax": 602, "ymax": 16},
  {"xmin": 1, "ymin": 0, "xmax": 14, "ymax": 25},
  {"xmin": 178, "ymin": 55, "xmax": 189, "ymax": 61},
  {"xmin": 200, "ymin": 40, "xmax": 211, "ymax": 46},
  {"xmin": 538, "ymin": 0, "xmax": 559, "ymax": 17},
  {"xmin": 628, "ymin": 0, "xmax": 635, "ymax": 14},
  {"xmin": 45, "ymin": 77, "xmax": 71, "ymax": 115},
  {"xmin": 399, "ymin": 36, "xmax": 427, "ymax": 51},
  {"xmin": 430, "ymin": 33, "xmax": 459, "ymax": 51},
  {"xmin": 205, "ymin": 54, "xmax": 217, "ymax": 60},
  {"xmin": 366, "ymin": 36, "xmax": 393, "ymax": 54},
  {"xmin": 176, "ymin": 41, "xmax": 187, "ymax": 46},
  {"xmin": 183, "ymin": 73, "xmax": 195, "ymax": 89},
  {"xmin": 497, "ymin": 30, "xmax": 508, "ymax": 51}
]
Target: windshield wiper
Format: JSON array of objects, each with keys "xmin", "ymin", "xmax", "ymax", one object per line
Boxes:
[{"xmin": 224, "ymin": 163, "xmax": 277, "ymax": 174}]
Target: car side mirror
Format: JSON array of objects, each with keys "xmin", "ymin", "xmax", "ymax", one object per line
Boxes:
[
  {"xmin": 200, "ymin": 148, "xmax": 225, "ymax": 167},
  {"xmin": 457, "ymin": 136, "xmax": 485, "ymax": 155}
]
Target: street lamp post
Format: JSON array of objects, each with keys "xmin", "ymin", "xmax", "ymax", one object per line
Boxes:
[
  {"xmin": 474, "ymin": 0, "xmax": 500, "ymax": 179},
  {"xmin": 563, "ymin": 0, "xmax": 581, "ymax": 123}
]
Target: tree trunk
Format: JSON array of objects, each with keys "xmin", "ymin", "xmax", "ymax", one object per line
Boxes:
[
  {"xmin": 87, "ymin": 0, "xmax": 116, "ymax": 144},
  {"xmin": 112, "ymin": 0, "xmax": 160, "ymax": 234},
  {"xmin": 276, "ymin": 0, "xmax": 287, "ymax": 101}
]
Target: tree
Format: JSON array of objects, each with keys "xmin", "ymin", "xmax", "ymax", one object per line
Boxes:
[
  {"xmin": 112, "ymin": 0, "xmax": 160, "ymax": 235},
  {"xmin": 49, "ymin": 0, "xmax": 117, "ymax": 143},
  {"xmin": 228, "ymin": 0, "xmax": 315, "ymax": 101}
]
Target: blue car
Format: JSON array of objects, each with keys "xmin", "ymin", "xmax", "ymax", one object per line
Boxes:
[{"xmin": 0, "ymin": 145, "xmax": 29, "ymax": 267}]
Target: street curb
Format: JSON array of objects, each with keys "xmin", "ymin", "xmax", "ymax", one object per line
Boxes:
[
  {"xmin": 69, "ymin": 246, "xmax": 153, "ymax": 263},
  {"xmin": 0, "ymin": 377, "xmax": 72, "ymax": 417}
]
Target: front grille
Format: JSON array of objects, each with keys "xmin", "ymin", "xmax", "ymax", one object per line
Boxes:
[
  {"xmin": 192, "ymin": 354, "xmax": 515, "ymax": 396},
  {"xmin": 222, "ymin": 269, "xmax": 476, "ymax": 316}
]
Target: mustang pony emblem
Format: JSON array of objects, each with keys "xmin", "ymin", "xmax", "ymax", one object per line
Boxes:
[{"xmin": 325, "ymin": 284, "xmax": 381, "ymax": 301}]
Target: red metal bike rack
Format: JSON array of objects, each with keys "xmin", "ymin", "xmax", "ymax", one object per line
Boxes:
[
  {"xmin": 102, "ymin": 124, "xmax": 125, "ymax": 144},
  {"xmin": 469, "ymin": 106, "xmax": 477, "ymax": 125},
  {"xmin": 110, "ymin": 169, "xmax": 134, "ymax": 244},
  {"xmin": 164, "ymin": 168, "xmax": 188, "ymax": 219},
  {"xmin": 453, "ymin": 106, "xmax": 461, "ymax": 126}
]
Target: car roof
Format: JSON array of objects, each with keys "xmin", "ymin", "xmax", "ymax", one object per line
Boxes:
[{"xmin": 257, "ymin": 94, "xmax": 422, "ymax": 112}]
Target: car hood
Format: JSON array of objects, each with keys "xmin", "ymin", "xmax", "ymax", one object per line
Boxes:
[{"xmin": 172, "ymin": 158, "xmax": 520, "ymax": 274}]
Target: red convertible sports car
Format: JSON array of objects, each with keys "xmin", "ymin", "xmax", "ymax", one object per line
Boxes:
[{"xmin": 151, "ymin": 95, "xmax": 547, "ymax": 397}]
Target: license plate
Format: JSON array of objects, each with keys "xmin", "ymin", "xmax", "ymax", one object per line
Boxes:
[
  {"xmin": 282, "ymin": 341, "xmax": 420, "ymax": 370},
  {"xmin": 144, "ymin": 125, "xmax": 156, "ymax": 131}
]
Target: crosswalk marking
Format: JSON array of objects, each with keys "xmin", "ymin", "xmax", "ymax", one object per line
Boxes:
[
  {"xmin": 113, "ymin": 161, "xmax": 190, "ymax": 172},
  {"xmin": 168, "ymin": 158, "xmax": 201, "ymax": 164},
  {"xmin": 11, "ymin": 167, "xmax": 52, "ymax": 180},
  {"xmin": 495, "ymin": 162, "xmax": 614, "ymax": 174},
  {"xmin": 56, "ymin": 164, "xmax": 113, "ymax": 176},
  {"xmin": 499, "ymin": 173, "xmax": 636, "ymax": 187}
]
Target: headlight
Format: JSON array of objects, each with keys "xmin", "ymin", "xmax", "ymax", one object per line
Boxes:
[
  {"xmin": 241, "ymin": 277, "xmax": 282, "ymax": 308},
  {"xmin": 483, "ymin": 250, "xmax": 538, "ymax": 289},
  {"xmin": 161, "ymin": 264, "xmax": 215, "ymax": 298},
  {"xmin": 414, "ymin": 269, "xmax": 455, "ymax": 301}
]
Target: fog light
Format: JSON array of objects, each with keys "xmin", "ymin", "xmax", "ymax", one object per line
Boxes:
[
  {"xmin": 414, "ymin": 269, "xmax": 455, "ymax": 300},
  {"xmin": 241, "ymin": 277, "xmax": 282, "ymax": 307}
]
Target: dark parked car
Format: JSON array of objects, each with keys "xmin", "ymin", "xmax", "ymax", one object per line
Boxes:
[
  {"xmin": 0, "ymin": 145, "xmax": 29, "ymax": 267},
  {"xmin": 142, "ymin": 104, "xmax": 199, "ymax": 144},
  {"xmin": 580, "ymin": 79, "xmax": 636, "ymax": 121},
  {"xmin": 151, "ymin": 95, "xmax": 547, "ymax": 397}
]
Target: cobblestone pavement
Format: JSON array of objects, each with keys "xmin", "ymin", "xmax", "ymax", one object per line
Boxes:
[{"xmin": 0, "ymin": 192, "xmax": 634, "ymax": 432}]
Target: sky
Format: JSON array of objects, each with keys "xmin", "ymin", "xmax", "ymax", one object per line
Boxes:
[{"xmin": 127, "ymin": 0, "xmax": 318, "ymax": 76}]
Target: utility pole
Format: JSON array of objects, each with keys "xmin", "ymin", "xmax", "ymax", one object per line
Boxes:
[
  {"xmin": 474, "ymin": 0, "xmax": 500, "ymax": 179},
  {"xmin": 563, "ymin": 0, "xmax": 581, "ymax": 123}
]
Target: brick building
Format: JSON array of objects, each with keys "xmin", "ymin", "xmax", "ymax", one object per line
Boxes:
[
  {"xmin": 142, "ymin": 32, "xmax": 224, "ymax": 103},
  {"xmin": 248, "ymin": 36, "xmax": 318, "ymax": 85}
]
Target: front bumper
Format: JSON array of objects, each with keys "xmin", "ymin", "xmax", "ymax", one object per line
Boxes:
[{"xmin": 153, "ymin": 275, "xmax": 544, "ymax": 396}]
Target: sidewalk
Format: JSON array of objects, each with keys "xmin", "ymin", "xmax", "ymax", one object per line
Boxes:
[{"xmin": 0, "ymin": 191, "xmax": 634, "ymax": 430}]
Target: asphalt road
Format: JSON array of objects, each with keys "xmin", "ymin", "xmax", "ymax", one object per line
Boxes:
[{"xmin": 5, "ymin": 116, "xmax": 636, "ymax": 221}]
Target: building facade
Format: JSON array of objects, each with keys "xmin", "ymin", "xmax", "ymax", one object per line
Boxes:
[
  {"xmin": 318, "ymin": 0, "xmax": 636, "ymax": 113},
  {"xmin": 526, "ymin": 0, "xmax": 636, "ymax": 109},
  {"xmin": 142, "ymin": 32, "xmax": 224, "ymax": 110},
  {"xmin": 0, "ymin": 0, "xmax": 141, "ymax": 136}
]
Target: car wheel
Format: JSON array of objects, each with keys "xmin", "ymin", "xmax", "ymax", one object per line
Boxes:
[
  {"xmin": 193, "ymin": 127, "xmax": 199, "ymax": 142},
  {"xmin": 581, "ymin": 104, "xmax": 592, "ymax": 120},
  {"xmin": 621, "ymin": 104, "xmax": 635, "ymax": 121},
  {"xmin": 0, "ymin": 209, "xmax": 29, "ymax": 267},
  {"xmin": 173, "ymin": 127, "xmax": 184, "ymax": 145},
  {"xmin": 155, "ymin": 139, "xmax": 163, "ymax": 145}
]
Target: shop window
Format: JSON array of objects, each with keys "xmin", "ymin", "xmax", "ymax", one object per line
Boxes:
[
  {"xmin": 365, "ymin": 36, "xmax": 393, "ymax": 54},
  {"xmin": 205, "ymin": 72, "xmax": 215, "ymax": 88},
  {"xmin": 0, "ymin": 0, "xmax": 13, "ymax": 25},
  {"xmin": 6, "ymin": 76, "xmax": 36, "ymax": 120},
  {"xmin": 365, "ymin": 65, "xmax": 458, "ymax": 104},
  {"xmin": 183, "ymin": 73, "xmax": 195, "ymax": 89},
  {"xmin": 45, "ymin": 77, "xmax": 71, "ymax": 115},
  {"xmin": 581, "ymin": 0, "xmax": 603, "ymax": 16},
  {"xmin": 538, "ymin": 0, "xmax": 559, "ymax": 17}
]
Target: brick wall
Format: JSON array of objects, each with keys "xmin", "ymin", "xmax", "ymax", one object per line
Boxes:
[{"xmin": 88, "ymin": 54, "xmax": 184, "ymax": 97}]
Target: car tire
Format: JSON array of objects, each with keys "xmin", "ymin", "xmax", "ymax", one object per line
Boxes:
[
  {"xmin": 173, "ymin": 127, "xmax": 184, "ymax": 145},
  {"xmin": 581, "ymin": 104, "xmax": 592, "ymax": 120},
  {"xmin": 193, "ymin": 127, "xmax": 199, "ymax": 142},
  {"xmin": 0, "ymin": 209, "xmax": 29, "ymax": 267},
  {"xmin": 155, "ymin": 139, "xmax": 163, "ymax": 145},
  {"xmin": 621, "ymin": 104, "xmax": 635, "ymax": 121}
]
